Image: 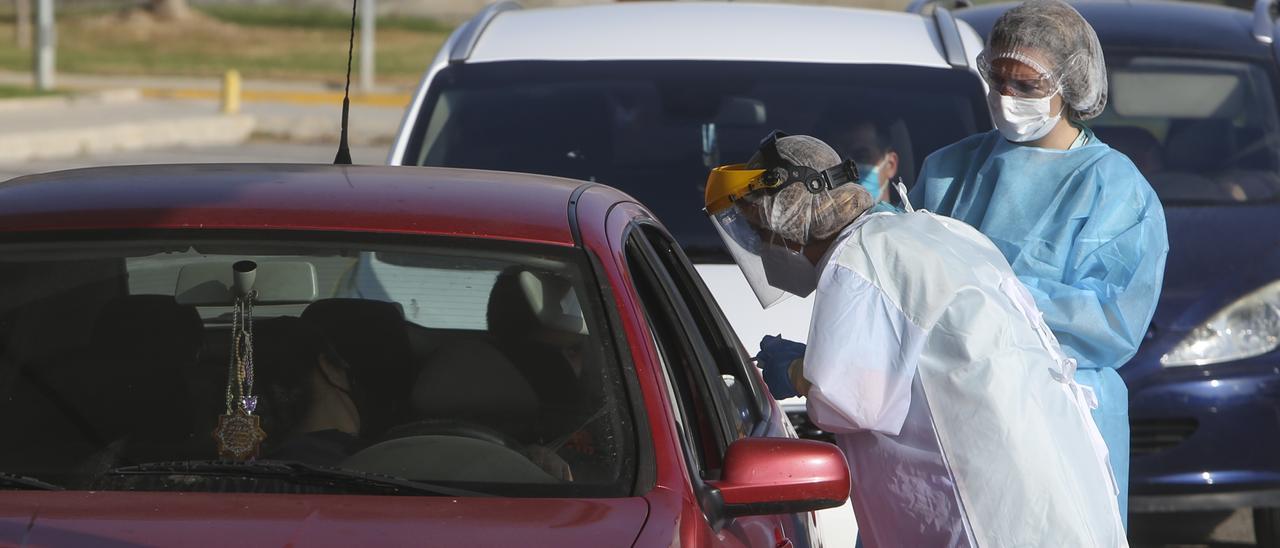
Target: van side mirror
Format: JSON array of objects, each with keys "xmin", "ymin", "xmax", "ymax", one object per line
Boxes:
[{"xmin": 707, "ymin": 437, "xmax": 850, "ymax": 518}]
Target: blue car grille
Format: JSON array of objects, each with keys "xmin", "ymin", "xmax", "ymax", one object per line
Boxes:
[{"xmin": 1131, "ymin": 418, "xmax": 1198, "ymax": 457}]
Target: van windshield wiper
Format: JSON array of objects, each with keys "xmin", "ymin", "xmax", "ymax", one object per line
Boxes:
[
  {"xmin": 0, "ymin": 472, "xmax": 62, "ymax": 490},
  {"xmin": 109, "ymin": 460, "xmax": 489, "ymax": 497}
]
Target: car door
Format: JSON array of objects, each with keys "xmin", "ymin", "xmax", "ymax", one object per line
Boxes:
[{"xmin": 621, "ymin": 216, "xmax": 815, "ymax": 548}]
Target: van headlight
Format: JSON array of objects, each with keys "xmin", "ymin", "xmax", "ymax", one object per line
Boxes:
[{"xmin": 1162, "ymin": 280, "xmax": 1280, "ymax": 367}]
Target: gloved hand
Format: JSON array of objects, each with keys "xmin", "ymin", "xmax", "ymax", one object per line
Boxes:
[{"xmin": 756, "ymin": 335, "xmax": 806, "ymax": 400}]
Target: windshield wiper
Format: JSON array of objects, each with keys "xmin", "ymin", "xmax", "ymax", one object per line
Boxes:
[
  {"xmin": 109, "ymin": 460, "xmax": 488, "ymax": 497},
  {"xmin": 0, "ymin": 472, "xmax": 62, "ymax": 490}
]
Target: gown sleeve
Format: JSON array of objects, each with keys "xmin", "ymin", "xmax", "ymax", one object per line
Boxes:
[{"xmin": 803, "ymin": 263, "xmax": 928, "ymax": 436}]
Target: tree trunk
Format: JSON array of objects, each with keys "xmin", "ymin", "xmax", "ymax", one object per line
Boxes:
[
  {"xmin": 14, "ymin": 0, "xmax": 31, "ymax": 50},
  {"xmin": 148, "ymin": 0, "xmax": 191, "ymax": 21}
]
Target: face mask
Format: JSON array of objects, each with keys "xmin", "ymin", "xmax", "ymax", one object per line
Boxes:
[
  {"xmin": 856, "ymin": 159, "xmax": 885, "ymax": 202},
  {"xmin": 760, "ymin": 243, "xmax": 818, "ymax": 298},
  {"xmin": 987, "ymin": 88, "xmax": 1062, "ymax": 143}
]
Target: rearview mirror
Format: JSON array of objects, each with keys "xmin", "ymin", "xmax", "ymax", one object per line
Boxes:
[
  {"xmin": 707, "ymin": 437, "xmax": 849, "ymax": 518},
  {"xmin": 175, "ymin": 261, "xmax": 318, "ymax": 306}
]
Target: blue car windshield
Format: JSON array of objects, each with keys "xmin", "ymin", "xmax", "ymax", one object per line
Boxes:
[
  {"xmin": 1092, "ymin": 55, "xmax": 1280, "ymax": 205},
  {"xmin": 403, "ymin": 61, "xmax": 989, "ymax": 261}
]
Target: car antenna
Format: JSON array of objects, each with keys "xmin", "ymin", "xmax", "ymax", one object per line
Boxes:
[{"xmin": 333, "ymin": 0, "xmax": 358, "ymax": 165}]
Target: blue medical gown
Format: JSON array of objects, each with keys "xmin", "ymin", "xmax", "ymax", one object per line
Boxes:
[{"xmin": 909, "ymin": 128, "xmax": 1169, "ymax": 521}]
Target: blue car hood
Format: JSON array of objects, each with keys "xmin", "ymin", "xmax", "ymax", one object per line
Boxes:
[{"xmin": 1155, "ymin": 203, "xmax": 1280, "ymax": 332}]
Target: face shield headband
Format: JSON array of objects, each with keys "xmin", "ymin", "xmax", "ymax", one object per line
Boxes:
[{"xmin": 755, "ymin": 130, "xmax": 860, "ymax": 198}]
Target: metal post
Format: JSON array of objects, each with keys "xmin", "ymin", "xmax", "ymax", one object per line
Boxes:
[
  {"xmin": 221, "ymin": 69, "xmax": 241, "ymax": 114},
  {"xmin": 33, "ymin": 0, "xmax": 54, "ymax": 91},
  {"xmin": 359, "ymin": 0, "xmax": 375, "ymax": 92}
]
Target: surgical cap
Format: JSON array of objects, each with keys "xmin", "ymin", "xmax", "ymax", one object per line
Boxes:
[
  {"xmin": 983, "ymin": 0, "xmax": 1108, "ymax": 120},
  {"xmin": 743, "ymin": 135, "xmax": 874, "ymax": 244}
]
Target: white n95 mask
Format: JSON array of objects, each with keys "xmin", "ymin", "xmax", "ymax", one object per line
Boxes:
[
  {"xmin": 760, "ymin": 244, "xmax": 818, "ymax": 298},
  {"xmin": 987, "ymin": 88, "xmax": 1062, "ymax": 143}
]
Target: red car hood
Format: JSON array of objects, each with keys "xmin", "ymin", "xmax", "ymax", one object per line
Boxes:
[{"xmin": 0, "ymin": 492, "xmax": 649, "ymax": 546}]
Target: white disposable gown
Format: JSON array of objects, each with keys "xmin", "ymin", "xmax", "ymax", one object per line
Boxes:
[{"xmin": 803, "ymin": 209, "xmax": 1127, "ymax": 548}]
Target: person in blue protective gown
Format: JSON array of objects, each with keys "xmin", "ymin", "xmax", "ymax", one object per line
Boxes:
[{"xmin": 908, "ymin": 0, "xmax": 1169, "ymax": 523}]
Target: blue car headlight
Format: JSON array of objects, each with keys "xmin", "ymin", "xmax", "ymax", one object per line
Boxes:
[{"xmin": 1162, "ymin": 280, "xmax": 1280, "ymax": 367}]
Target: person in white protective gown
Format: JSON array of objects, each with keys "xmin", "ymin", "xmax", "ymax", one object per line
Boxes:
[{"xmin": 704, "ymin": 132, "xmax": 1127, "ymax": 547}]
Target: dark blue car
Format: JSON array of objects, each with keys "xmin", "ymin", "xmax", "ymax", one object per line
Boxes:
[{"xmin": 957, "ymin": 1, "xmax": 1280, "ymax": 544}]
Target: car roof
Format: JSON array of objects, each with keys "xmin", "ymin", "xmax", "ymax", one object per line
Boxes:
[
  {"xmin": 0, "ymin": 164, "xmax": 597, "ymax": 245},
  {"xmin": 958, "ymin": 0, "xmax": 1271, "ymax": 61},
  {"xmin": 468, "ymin": 2, "xmax": 956, "ymax": 68}
]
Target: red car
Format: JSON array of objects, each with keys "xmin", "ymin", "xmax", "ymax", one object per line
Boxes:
[{"xmin": 0, "ymin": 164, "xmax": 847, "ymax": 547}]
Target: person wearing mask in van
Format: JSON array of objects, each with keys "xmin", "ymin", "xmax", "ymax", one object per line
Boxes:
[{"xmin": 821, "ymin": 112, "xmax": 901, "ymax": 204}]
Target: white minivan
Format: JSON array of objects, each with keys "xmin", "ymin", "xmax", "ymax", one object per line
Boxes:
[{"xmin": 388, "ymin": 2, "xmax": 989, "ymax": 544}]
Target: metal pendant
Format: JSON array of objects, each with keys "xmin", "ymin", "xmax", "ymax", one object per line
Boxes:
[{"xmin": 213, "ymin": 409, "xmax": 267, "ymax": 461}]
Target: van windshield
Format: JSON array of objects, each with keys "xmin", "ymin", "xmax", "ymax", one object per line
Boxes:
[
  {"xmin": 403, "ymin": 60, "xmax": 990, "ymax": 261},
  {"xmin": 1093, "ymin": 55, "xmax": 1280, "ymax": 204}
]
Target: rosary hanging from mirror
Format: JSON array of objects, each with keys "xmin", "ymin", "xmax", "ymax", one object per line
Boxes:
[{"xmin": 213, "ymin": 289, "xmax": 267, "ymax": 460}]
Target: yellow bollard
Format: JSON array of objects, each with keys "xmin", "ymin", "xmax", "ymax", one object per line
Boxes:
[{"xmin": 221, "ymin": 70, "xmax": 241, "ymax": 115}]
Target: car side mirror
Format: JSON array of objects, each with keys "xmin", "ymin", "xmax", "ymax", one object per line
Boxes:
[{"xmin": 707, "ymin": 437, "xmax": 849, "ymax": 518}]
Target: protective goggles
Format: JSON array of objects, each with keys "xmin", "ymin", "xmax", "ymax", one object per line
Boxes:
[
  {"xmin": 703, "ymin": 131, "xmax": 859, "ymax": 215},
  {"xmin": 977, "ymin": 50, "xmax": 1062, "ymax": 99}
]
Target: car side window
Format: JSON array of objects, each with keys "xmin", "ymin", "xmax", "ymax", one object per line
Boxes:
[
  {"xmin": 625, "ymin": 233, "xmax": 731, "ymax": 478},
  {"xmin": 635, "ymin": 225, "xmax": 765, "ymax": 436}
]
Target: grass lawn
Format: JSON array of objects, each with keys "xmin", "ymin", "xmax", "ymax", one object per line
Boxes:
[{"xmin": 0, "ymin": 7, "xmax": 450, "ymax": 85}]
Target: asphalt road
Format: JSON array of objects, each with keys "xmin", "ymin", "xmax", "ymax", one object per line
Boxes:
[{"xmin": 0, "ymin": 140, "xmax": 389, "ymax": 180}]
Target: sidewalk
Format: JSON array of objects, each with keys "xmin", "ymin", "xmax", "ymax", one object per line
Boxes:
[
  {"xmin": 0, "ymin": 93, "xmax": 254, "ymax": 164},
  {"xmin": 0, "ymin": 71, "xmax": 415, "ymax": 106},
  {"xmin": 0, "ymin": 72, "xmax": 413, "ymax": 164}
]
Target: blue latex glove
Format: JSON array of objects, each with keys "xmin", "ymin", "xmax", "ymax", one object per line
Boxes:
[{"xmin": 756, "ymin": 335, "xmax": 806, "ymax": 400}]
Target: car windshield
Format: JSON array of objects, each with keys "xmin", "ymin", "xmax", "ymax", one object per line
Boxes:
[
  {"xmin": 403, "ymin": 60, "xmax": 990, "ymax": 261},
  {"xmin": 0, "ymin": 234, "xmax": 635, "ymax": 497},
  {"xmin": 1092, "ymin": 55, "xmax": 1280, "ymax": 204}
]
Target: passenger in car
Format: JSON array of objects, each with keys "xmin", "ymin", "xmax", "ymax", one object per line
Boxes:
[
  {"xmin": 257, "ymin": 320, "xmax": 365, "ymax": 467},
  {"xmin": 410, "ymin": 267, "xmax": 609, "ymax": 482},
  {"xmin": 706, "ymin": 133, "xmax": 1126, "ymax": 546},
  {"xmin": 908, "ymin": 0, "xmax": 1169, "ymax": 522}
]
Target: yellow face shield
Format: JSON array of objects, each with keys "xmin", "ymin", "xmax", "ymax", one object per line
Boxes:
[{"xmin": 703, "ymin": 164, "xmax": 770, "ymax": 216}]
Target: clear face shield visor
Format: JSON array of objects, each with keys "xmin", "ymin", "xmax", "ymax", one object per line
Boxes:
[
  {"xmin": 703, "ymin": 132, "xmax": 859, "ymax": 309},
  {"xmin": 708, "ymin": 204, "xmax": 795, "ymax": 309}
]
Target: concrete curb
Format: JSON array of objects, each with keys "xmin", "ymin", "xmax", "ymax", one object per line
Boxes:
[
  {"xmin": 0, "ymin": 88, "xmax": 143, "ymax": 112},
  {"xmin": 142, "ymin": 88, "xmax": 412, "ymax": 108},
  {"xmin": 0, "ymin": 114, "xmax": 256, "ymax": 164}
]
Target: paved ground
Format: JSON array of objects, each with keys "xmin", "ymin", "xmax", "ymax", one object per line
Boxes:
[
  {"xmin": 0, "ymin": 88, "xmax": 405, "ymax": 164},
  {"xmin": 0, "ymin": 70, "xmax": 415, "ymax": 96}
]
